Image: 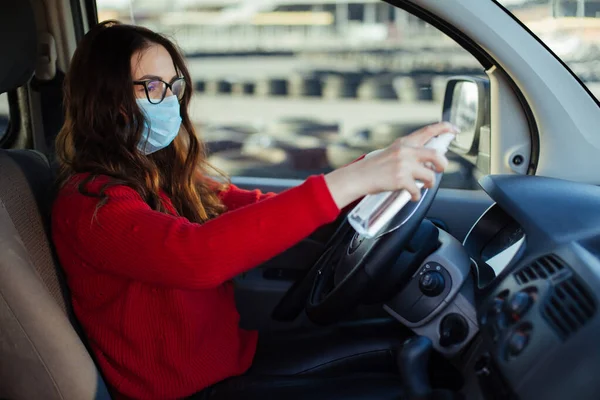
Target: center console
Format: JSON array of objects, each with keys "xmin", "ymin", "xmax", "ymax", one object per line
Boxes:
[
  {"xmin": 384, "ymin": 229, "xmax": 478, "ymax": 356},
  {"xmin": 472, "ymin": 247, "xmax": 600, "ymax": 400}
]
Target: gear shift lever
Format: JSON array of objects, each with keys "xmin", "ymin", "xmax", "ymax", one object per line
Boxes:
[
  {"xmin": 398, "ymin": 336, "xmax": 433, "ymax": 400},
  {"xmin": 398, "ymin": 336, "xmax": 459, "ymax": 400}
]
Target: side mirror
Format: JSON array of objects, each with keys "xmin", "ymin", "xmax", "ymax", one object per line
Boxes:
[{"xmin": 441, "ymin": 76, "xmax": 490, "ymax": 156}]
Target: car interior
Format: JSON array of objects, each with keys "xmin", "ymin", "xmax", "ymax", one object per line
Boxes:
[{"xmin": 1, "ymin": 0, "xmax": 600, "ymax": 399}]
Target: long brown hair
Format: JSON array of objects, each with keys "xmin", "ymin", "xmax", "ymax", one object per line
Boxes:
[{"xmin": 56, "ymin": 21, "xmax": 227, "ymax": 222}]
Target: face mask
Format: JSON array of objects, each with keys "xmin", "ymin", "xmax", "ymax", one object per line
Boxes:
[{"xmin": 136, "ymin": 95, "xmax": 182, "ymax": 155}]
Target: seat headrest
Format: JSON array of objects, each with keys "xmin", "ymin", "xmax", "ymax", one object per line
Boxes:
[{"xmin": 0, "ymin": 0, "xmax": 38, "ymax": 93}]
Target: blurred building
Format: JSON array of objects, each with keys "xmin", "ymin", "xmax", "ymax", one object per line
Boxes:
[{"xmin": 97, "ymin": 0, "xmax": 448, "ymax": 53}]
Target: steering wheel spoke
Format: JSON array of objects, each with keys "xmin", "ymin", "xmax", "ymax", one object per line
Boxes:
[
  {"xmin": 272, "ymin": 173, "xmax": 443, "ymax": 325},
  {"xmin": 306, "ymin": 173, "xmax": 444, "ymax": 325}
]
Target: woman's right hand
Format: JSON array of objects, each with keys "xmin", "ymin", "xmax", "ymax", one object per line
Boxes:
[{"xmin": 324, "ymin": 122, "xmax": 457, "ymax": 210}]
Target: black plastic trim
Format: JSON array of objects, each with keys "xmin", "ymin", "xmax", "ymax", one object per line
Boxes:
[
  {"xmin": 70, "ymin": 0, "xmax": 85, "ymax": 42},
  {"xmin": 511, "ymin": 75, "xmax": 539, "ymax": 175},
  {"xmin": 84, "ymin": 0, "xmax": 99, "ymax": 27}
]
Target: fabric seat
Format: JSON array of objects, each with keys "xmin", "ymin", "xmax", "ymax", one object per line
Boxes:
[
  {"xmin": 0, "ymin": 151, "xmax": 111, "ymax": 400},
  {"xmin": 0, "ymin": 1, "xmax": 111, "ymax": 399}
]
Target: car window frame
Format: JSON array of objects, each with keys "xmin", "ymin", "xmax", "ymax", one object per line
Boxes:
[{"xmin": 492, "ymin": 0, "xmax": 600, "ymax": 109}]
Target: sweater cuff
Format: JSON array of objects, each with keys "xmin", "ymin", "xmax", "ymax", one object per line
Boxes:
[{"xmin": 302, "ymin": 174, "xmax": 341, "ymax": 225}]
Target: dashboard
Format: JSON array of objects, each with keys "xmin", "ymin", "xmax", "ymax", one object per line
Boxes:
[
  {"xmin": 464, "ymin": 203, "xmax": 526, "ymax": 287},
  {"xmin": 461, "ymin": 175, "xmax": 600, "ymax": 400}
]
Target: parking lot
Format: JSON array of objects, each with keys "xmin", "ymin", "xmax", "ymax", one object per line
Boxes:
[{"xmin": 190, "ymin": 94, "xmax": 440, "ymax": 137}]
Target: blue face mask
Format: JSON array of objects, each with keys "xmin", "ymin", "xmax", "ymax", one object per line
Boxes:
[{"xmin": 136, "ymin": 95, "xmax": 182, "ymax": 155}]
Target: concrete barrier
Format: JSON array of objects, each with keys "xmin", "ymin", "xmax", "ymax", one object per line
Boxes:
[
  {"xmin": 414, "ymin": 75, "xmax": 435, "ymax": 102},
  {"xmin": 255, "ymin": 78, "xmax": 288, "ymax": 97},
  {"xmin": 288, "ymin": 74, "xmax": 323, "ymax": 97},
  {"xmin": 357, "ymin": 76, "xmax": 398, "ymax": 101},
  {"xmin": 193, "ymin": 68, "xmax": 469, "ymax": 104},
  {"xmin": 231, "ymin": 81, "xmax": 256, "ymax": 96},
  {"xmin": 322, "ymin": 75, "xmax": 360, "ymax": 99},
  {"xmin": 431, "ymin": 76, "xmax": 449, "ymax": 103},
  {"xmin": 393, "ymin": 76, "xmax": 419, "ymax": 103},
  {"xmin": 205, "ymin": 79, "xmax": 234, "ymax": 95},
  {"xmin": 194, "ymin": 80, "xmax": 206, "ymax": 93}
]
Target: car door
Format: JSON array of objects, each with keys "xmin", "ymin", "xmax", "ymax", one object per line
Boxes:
[{"xmin": 93, "ymin": 1, "xmax": 495, "ymax": 331}]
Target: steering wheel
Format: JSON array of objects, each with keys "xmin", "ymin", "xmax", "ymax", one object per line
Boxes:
[{"xmin": 272, "ymin": 172, "xmax": 444, "ymax": 325}]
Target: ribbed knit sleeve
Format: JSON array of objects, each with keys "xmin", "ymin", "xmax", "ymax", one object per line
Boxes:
[{"xmin": 63, "ymin": 175, "xmax": 340, "ymax": 290}]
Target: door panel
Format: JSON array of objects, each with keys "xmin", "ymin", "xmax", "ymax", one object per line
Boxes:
[
  {"xmin": 235, "ymin": 268, "xmax": 310, "ymax": 331},
  {"xmin": 232, "ymin": 177, "xmax": 493, "ymax": 331}
]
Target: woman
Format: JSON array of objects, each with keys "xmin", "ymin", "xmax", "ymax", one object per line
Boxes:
[{"xmin": 52, "ymin": 21, "xmax": 454, "ymax": 400}]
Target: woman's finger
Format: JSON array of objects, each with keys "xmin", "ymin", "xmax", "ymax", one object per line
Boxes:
[
  {"xmin": 402, "ymin": 122, "xmax": 458, "ymax": 147},
  {"xmin": 397, "ymin": 173, "xmax": 421, "ymax": 201},
  {"xmin": 412, "ymin": 165, "xmax": 437, "ymax": 189},
  {"xmin": 415, "ymin": 147, "xmax": 448, "ymax": 172}
]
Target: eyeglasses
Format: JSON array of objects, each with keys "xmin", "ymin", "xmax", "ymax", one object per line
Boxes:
[{"xmin": 133, "ymin": 76, "xmax": 186, "ymax": 104}]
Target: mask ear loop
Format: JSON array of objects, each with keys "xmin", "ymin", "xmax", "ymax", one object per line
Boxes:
[{"xmin": 128, "ymin": 102, "xmax": 151, "ymax": 154}]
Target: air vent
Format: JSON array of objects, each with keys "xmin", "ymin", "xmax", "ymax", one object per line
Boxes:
[
  {"xmin": 514, "ymin": 255, "xmax": 566, "ymax": 284},
  {"xmin": 542, "ymin": 277, "xmax": 597, "ymax": 341}
]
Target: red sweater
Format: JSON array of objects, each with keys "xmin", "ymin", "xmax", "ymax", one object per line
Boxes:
[{"xmin": 51, "ymin": 174, "xmax": 341, "ymax": 399}]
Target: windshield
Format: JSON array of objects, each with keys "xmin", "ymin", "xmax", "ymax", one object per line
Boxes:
[{"xmin": 497, "ymin": 0, "xmax": 600, "ymax": 102}]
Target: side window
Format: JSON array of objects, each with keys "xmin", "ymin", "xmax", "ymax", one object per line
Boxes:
[
  {"xmin": 0, "ymin": 93, "xmax": 9, "ymax": 143},
  {"xmin": 96, "ymin": 2, "xmax": 485, "ymax": 189}
]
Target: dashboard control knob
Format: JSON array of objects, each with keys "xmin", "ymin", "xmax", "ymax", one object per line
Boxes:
[
  {"xmin": 439, "ymin": 313, "xmax": 469, "ymax": 347},
  {"xmin": 506, "ymin": 291, "xmax": 532, "ymax": 321},
  {"xmin": 483, "ymin": 297, "xmax": 504, "ymax": 323},
  {"xmin": 483, "ymin": 298, "xmax": 507, "ymax": 342},
  {"xmin": 491, "ymin": 297, "xmax": 504, "ymax": 313},
  {"xmin": 507, "ymin": 330, "xmax": 529, "ymax": 357},
  {"xmin": 419, "ymin": 271, "xmax": 445, "ymax": 297},
  {"xmin": 494, "ymin": 312, "xmax": 509, "ymax": 332}
]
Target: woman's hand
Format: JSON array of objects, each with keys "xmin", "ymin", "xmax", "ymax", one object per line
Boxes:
[{"xmin": 324, "ymin": 122, "xmax": 457, "ymax": 210}]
